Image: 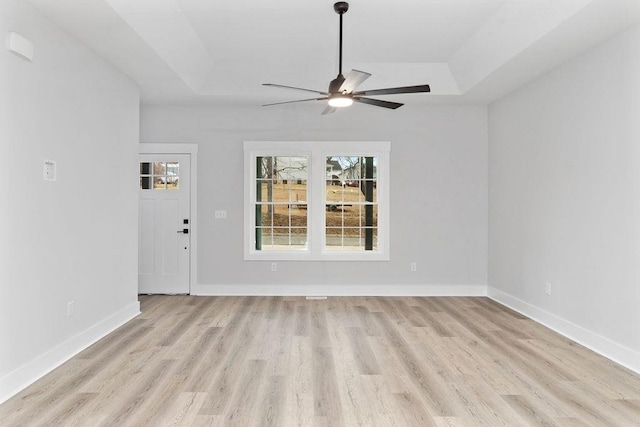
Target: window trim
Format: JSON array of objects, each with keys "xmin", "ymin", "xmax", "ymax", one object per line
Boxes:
[{"xmin": 244, "ymin": 141, "xmax": 390, "ymax": 261}]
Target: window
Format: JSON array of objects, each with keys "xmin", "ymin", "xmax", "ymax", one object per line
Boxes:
[
  {"xmin": 244, "ymin": 141, "xmax": 390, "ymax": 261},
  {"xmin": 256, "ymin": 156, "xmax": 309, "ymax": 251},
  {"xmin": 325, "ymin": 156, "xmax": 378, "ymax": 252},
  {"xmin": 140, "ymin": 161, "xmax": 179, "ymax": 190}
]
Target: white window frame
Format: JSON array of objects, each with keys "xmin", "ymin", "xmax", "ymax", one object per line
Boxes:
[{"xmin": 244, "ymin": 141, "xmax": 390, "ymax": 261}]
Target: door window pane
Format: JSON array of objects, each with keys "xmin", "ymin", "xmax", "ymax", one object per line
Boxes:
[
  {"xmin": 166, "ymin": 162, "xmax": 179, "ymax": 189},
  {"xmin": 154, "ymin": 177, "xmax": 166, "ymax": 190},
  {"xmin": 140, "ymin": 176, "xmax": 151, "ymax": 190}
]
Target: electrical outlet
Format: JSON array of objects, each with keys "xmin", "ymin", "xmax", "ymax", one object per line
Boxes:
[
  {"xmin": 545, "ymin": 282, "xmax": 552, "ymax": 295},
  {"xmin": 67, "ymin": 301, "xmax": 75, "ymax": 317},
  {"xmin": 410, "ymin": 262, "xmax": 417, "ymax": 272},
  {"xmin": 271, "ymin": 262, "xmax": 277, "ymax": 272}
]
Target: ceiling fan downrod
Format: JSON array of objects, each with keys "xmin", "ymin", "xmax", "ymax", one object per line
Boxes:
[
  {"xmin": 329, "ymin": 2, "xmax": 349, "ymax": 94},
  {"xmin": 334, "ymin": 2, "xmax": 349, "ymax": 77}
]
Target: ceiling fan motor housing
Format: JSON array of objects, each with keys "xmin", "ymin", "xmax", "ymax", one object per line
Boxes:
[
  {"xmin": 334, "ymin": 2, "xmax": 349, "ymax": 14},
  {"xmin": 329, "ymin": 74, "xmax": 346, "ymax": 93}
]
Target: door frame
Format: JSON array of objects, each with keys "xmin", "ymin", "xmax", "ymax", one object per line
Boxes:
[{"xmin": 139, "ymin": 143, "xmax": 198, "ymax": 293}]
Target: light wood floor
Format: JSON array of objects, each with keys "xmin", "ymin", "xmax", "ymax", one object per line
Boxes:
[{"xmin": 1, "ymin": 296, "xmax": 640, "ymax": 426}]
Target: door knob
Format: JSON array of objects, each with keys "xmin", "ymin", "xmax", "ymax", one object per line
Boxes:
[{"xmin": 177, "ymin": 229, "xmax": 189, "ymax": 234}]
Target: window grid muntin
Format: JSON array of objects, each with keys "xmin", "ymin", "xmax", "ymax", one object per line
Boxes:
[{"xmin": 139, "ymin": 161, "xmax": 179, "ymax": 190}]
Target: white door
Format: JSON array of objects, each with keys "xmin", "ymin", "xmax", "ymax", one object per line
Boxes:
[{"xmin": 138, "ymin": 154, "xmax": 191, "ymax": 294}]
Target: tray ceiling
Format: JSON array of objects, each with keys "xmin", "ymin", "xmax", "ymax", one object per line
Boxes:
[{"xmin": 25, "ymin": 0, "xmax": 640, "ymax": 106}]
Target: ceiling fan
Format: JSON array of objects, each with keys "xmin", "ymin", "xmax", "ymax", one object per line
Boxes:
[{"xmin": 262, "ymin": 1, "xmax": 431, "ymax": 114}]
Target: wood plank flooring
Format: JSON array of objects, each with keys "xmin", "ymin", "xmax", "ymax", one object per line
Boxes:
[{"xmin": 1, "ymin": 296, "xmax": 639, "ymax": 426}]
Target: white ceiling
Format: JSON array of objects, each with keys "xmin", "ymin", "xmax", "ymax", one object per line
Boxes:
[{"xmin": 25, "ymin": 0, "xmax": 640, "ymax": 107}]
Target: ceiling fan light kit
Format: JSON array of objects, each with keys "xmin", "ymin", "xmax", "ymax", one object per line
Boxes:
[
  {"xmin": 328, "ymin": 94, "xmax": 353, "ymax": 108},
  {"xmin": 262, "ymin": 2, "xmax": 430, "ymax": 114}
]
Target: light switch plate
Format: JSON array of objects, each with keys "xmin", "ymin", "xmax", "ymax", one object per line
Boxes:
[{"xmin": 43, "ymin": 160, "xmax": 56, "ymax": 181}]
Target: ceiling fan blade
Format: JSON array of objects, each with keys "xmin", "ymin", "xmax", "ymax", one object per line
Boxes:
[
  {"xmin": 353, "ymin": 84, "xmax": 431, "ymax": 97},
  {"xmin": 263, "ymin": 83, "xmax": 328, "ymax": 95},
  {"xmin": 353, "ymin": 97, "xmax": 403, "ymax": 109},
  {"xmin": 322, "ymin": 105, "xmax": 337, "ymax": 115},
  {"xmin": 339, "ymin": 69, "xmax": 371, "ymax": 93},
  {"xmin": 263, "ymin": 97, "xmax": 327, "ymax": 107}
]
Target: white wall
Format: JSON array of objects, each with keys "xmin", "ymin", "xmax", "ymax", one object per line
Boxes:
[
  {"xmin": 0, "ymin": 0, "xmax": 140, "ymax": 402},
  {"xmin": 488, "ymin": 25, "xmax": 640, "ymax": 372},
  {"xmin": 141, "ymin": 104, "xmax": 488, "ymax": 295}
]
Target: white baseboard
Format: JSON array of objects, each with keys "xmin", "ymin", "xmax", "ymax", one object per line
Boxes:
[
  {"xmin": 0, "ymin": 301, "xmax": 141, "ymax": 404},
  {"xmin": 488, "ymin": 287, "xmax": 640, "ymax": 375},
  {"xmin": 192, "ymin": 283, "xmax": 487, "ymax": 296}
]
